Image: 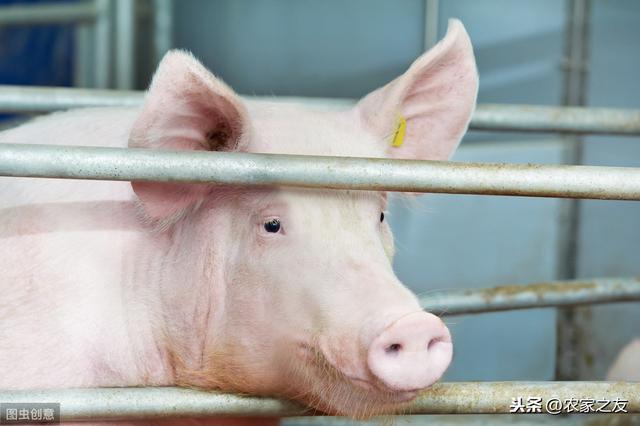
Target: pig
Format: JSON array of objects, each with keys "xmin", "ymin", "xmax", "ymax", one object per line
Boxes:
[
  {"xmin": 0, "ymin": 19, "xmax": 478, "ymax": 425},
  {"xmin": 607, "ymin": 339, "xmax": 640, "ymax": 382}
]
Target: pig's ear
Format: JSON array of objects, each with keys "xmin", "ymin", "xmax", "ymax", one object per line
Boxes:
[
  {"xmin": 129, "ymin": 50, "xmax": 250, "ymax": 221},
  {"xmin": 356, "ymin": 19, "xmax": 478, "ymax": 161}
]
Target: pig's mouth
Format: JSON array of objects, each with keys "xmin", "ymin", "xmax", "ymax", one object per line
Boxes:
[{"xmin": 292, "ymin": 342, "xmax": 421, "ymax": 417}]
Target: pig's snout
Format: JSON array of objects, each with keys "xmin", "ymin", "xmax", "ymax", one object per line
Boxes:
[{"xmin": 367, "ymin": 312, "xmax": 452, "ymax": 391}]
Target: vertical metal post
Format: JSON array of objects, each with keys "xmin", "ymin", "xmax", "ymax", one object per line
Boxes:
[
  {"xmin": 555, "ymin": 0, "xmax": 591, "ymax": 381},
  {"xmin": 152, "ymin": 0, "xmax": 173, "ymax": 65},
  {"xmin": 115, "ymin": 0, "xmax": 136, "ymax": 90},
  {"xmin": 74, "ymin": 24, "xmax": 93, "ymax": 87},
  {"xmin": 424, "ymin": 0, "xmax": 440, "ymax": 50},
  {"xmin": 93, "ymin": 0, "xmax": 112, "ymax": 89}
]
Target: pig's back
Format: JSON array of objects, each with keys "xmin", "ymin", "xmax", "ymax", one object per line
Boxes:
[
  {"xmin": 0, "ymin": 108, "xmax": 149, "ymax": 389},
  {"xmin": 0, "ymin": 107, "xmax": 139, "ymax": 208}
]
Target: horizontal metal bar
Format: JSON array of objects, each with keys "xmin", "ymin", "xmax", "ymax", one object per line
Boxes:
[
  {"xmin": 424, "ymin": 277, "xmax": 640, "ymax": 315},
  {"xmin": 0, "ymin": 86, "xmax": 142, "ymax": 111},
  {"xmin": 473, "ymin": 104, "xmax": 640, "ymax": 136},
  {"xmin": 1, "ymin": 85, "xmax": 640, "ymax": 135},
  {"xmin": 0, "ymin": 382, "xmax": 637, "ymax": 419},
  {"xmin": 1, "ymin": 143, "xmax": 640, "ymax": 200},
  {"xmin": 286, "ymin": 415, "xmax": 640, "ymax": 426},
  {"xmin": 410, "ymin": 382, "xmax": 640, "ymax": 415},
  {"xmin": 0, "ymin": 85, "xmax": 349, "ymax": 113},
  {"xmin": 0, "ymin": 2, "xmax": 97, "ymax": 26}
]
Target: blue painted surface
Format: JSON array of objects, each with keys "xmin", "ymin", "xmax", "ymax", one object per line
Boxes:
[{"xmin": 0, "ymin": 0, "xmax": 75, "ymax": 120}]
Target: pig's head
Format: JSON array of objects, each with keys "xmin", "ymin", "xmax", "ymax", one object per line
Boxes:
[{"xmin": 129, "ymin": 19, "xmax": 477, "ymax": 417}]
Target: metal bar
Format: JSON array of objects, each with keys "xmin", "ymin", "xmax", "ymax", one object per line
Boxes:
[
  {"xmin": 285, "ymin": 415, "xmax": 640, "ymax": 426},
  {"xmin": 93, "ymin": 0, "xmax": 113, "ymax": 89},
  {"xmin": 1, "ymin": 144, "xmax": 640, "ymax": 200},
  {"xmin": 0, "ymin": 86, "xmax": 142, "ymax": 111},
  {"xmin": 0, "ymin": 85, "xmax": 352, "ymax": 112},
  {"xmin": 556, "ymin": 0, "xmax": 592, "ymax": 382},
  {"xmin": 410, "ymin": 382, "xmax": 639, "ymax": 415},
  {"xmin": 0, "ymin": 387, "xmax": 306, "ymax": 420},
  {"xmin": 152, "ymin": 0, "xmax": 174, "ymax": 65},
  {"xmin": 0, "ymin": 2, "xmax": 97, "ymax": 26},
  {"xmin": 471, "ymin": 104, "xmax": 640, "ymax": 136},
  {"xmin": 562, "ymin": 0, "xmax": 591, "ymax": 108},
  {"xmin": 423, "ymin": 0, "xmax": 439, "ymax": 50},
  {"xmin": 0, "ymin": 382, "xmax": 637, "ymax": 419},
  {"xmin": 1, "ymin": 86, "xmax": 640, "ymax": 136},
  {"xmin": 115, "ymin": 0, "xmax": 137, "ymax": 90},
  {"xmin": 423, "ymin": 277, "xmax": 640, "ymax": 316},
  {"xmin": 73, "ymin": 24, "xmax": 93, "ymax": 88}
]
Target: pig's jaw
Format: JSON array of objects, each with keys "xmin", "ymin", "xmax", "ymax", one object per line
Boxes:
[
  {"xmin": 287, "ymin": 342, "xmax": 424, "ymax": 417},
  {"xmin": 285, "ymin": 310, "xmax": 453, "ymax": 417},
  {"xmin": 288, "ymin": 345, "xmax": 421, "ymax": 417}
]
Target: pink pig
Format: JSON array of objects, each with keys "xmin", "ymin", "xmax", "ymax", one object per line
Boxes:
[
  {"xmin": 607, "ymin": 339, "xmax": 640, "ymax": 382},
  {"xmin": 0, "ymin": 20, "xmax": 477, "ymax": 425}
]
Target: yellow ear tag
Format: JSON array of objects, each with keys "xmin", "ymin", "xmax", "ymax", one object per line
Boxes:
[{"xmin": 391, "ymin": 114, "xmax": 406, "ymax": 147}]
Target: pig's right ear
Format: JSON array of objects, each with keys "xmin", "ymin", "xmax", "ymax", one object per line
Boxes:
[{"xmin": 129, "ymin": 50, "xmax": 250, "ymax": 222}]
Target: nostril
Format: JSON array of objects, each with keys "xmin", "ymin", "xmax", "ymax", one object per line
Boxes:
[
  {"xmin": 427, "ymin": 337, "xmax": 444, "ymax": 351},
  {"xmin": 385, "ymin": 343, "xmax": 402, "ymax": 355}
]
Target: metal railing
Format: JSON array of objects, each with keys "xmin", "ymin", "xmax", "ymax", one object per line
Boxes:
[
  {"xmin": 423, "ymin": 277, "xmax": 640, "ymax": 315},
  {"xmin": 1, "ymin": 382, "xmax": 638, "ymax": 420},
  {"xmin": 1, "ymin": 85, "xmax": 640, "ymax": 136},
  {"xmin": 1, "ymin": 143, "xmax": 639, "ymax": 200}
]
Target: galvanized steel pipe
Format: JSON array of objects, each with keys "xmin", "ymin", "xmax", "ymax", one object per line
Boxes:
[
  {"xmin": 410, "ymin": 382, "xmax": 639, "ymax": 415},
  {"xmin": 0, "ymin": 382, "xmax": 637, "ymax": 420},
  {"xmin": 423, "ymin": 277, "xmax": 640, "ymax": 315},
  {"xmin": 115, "ymin": 0, "xmax": 136, "ymax": 90},
  {"xmin": 0, "ymin": 86, "xmax": 142, "ymax": 112},
  {"xmin": 93, "ymin": 0, "xmax": 113, "ymax": 90},
  {"xmin": 1, "ymin": 85, "xmax": 640, "ymax": 135},
  {"xmin": 473, "ymin": 104, "xmax": 640, "ymax": 136},
  {"xmin": 0, "ymin": 2, "xmax": 97, "ymax": 25},
  {"xmin": 152, "ymin": 0, "xmax": 174, "ymax": 64},
  {"xmin": 1, "ymin": 143, "xmax": 640, "ymax": 200}
]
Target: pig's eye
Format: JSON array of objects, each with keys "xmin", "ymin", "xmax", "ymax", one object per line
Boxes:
[
  {"xmin": 264, "ymin": 218, "xmax": 281, "ymax": 233},
  {"xmin": 380, "ymin": 212, "xmax": 385, "ymax": 222}
]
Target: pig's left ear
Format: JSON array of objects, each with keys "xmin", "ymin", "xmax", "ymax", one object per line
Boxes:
[
  {"xmin": 356, "ymin": 19, "xmax": 478, "ymax": 161},
  {"xmin": 129, "ymin": 50, "xmax": 250, "ymax": 222}
]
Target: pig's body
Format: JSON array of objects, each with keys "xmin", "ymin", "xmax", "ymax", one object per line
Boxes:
[
  {"xmin": 0, "ymin": 108, "xmax": 167, "ymax": 390},
  {"xmin": 0, "ymin": 20, "xmax": 478, "ymax": 425},
  {"xmin": 607, "ymin": 339, "xmax": 640, "ymax": 382}
]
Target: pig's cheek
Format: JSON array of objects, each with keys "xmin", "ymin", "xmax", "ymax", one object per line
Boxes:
[
  {"xmin": 251, "ymin": 224, "xmax": 283, "ymax": 251},
  {"xmin": 250, "ymin": 230, "xmax": 293, "ymax": 267},
  {"xmin": 380, "ymin": 224, "xmax": 396, "ymax": 260}
]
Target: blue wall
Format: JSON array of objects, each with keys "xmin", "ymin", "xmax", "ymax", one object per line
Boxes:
[
  {"xmin": 0, "ymin": 0, "xmax": 73, "ymax": 86},
  {"xmin": 0, "ymin": 0, "xmax": 74, "ymax": 121}
]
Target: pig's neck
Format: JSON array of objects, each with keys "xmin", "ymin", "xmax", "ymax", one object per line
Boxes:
[{"xmin": 123, "ymin": 210, "xmax": 228, "ymax": 388}]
